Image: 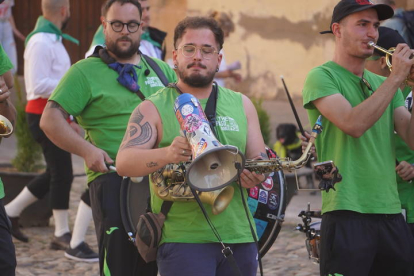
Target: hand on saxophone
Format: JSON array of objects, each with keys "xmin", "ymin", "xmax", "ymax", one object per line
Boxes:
[
  {"xmin": 166, "ymin": 136, "xmax": 192, "ymax": 164},
  {"xmin": 240, "ymin": 169, "xmax": 265, "ymax": 189},
  {"xmin": 300, "ymin": 131, "xmax": 316, "ymax": 157}
]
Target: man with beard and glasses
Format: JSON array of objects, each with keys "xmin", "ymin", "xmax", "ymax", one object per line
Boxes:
[
  {"xmin": 39, "ymin": 0, "xmax": 176, "ymax": 275},
  {"xmin": 5, "ymin": 0, "xmax": 80, "ymax": 251},
  {"xmin": 116, "ymin": 16, "xmax": 266, "ymax": 276},
  {"xmin": 85, "ymin": 0, "xmax": 167, "ymax": 60}
]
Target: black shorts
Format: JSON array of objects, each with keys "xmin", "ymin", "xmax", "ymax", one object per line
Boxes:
[{"xmin": 320, "ymin": 210, "xmax": 414, "ymax": 276}]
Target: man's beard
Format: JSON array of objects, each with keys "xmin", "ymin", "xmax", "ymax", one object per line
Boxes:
[
  {"xmin": 106, "ymin": 36, "xmax": 140, "ymax": 59},
  {"xmin": 178, "ymin": 62, "xmax": 216, "ymax": 88},
  {"xmin": 61, "ymin": 16, "xmax": 70, "ymax": 31}
]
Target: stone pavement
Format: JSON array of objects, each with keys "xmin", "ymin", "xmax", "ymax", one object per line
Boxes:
[{"xmin": 1, "ymin": 98, "xmax": 323, "ymax": 275}]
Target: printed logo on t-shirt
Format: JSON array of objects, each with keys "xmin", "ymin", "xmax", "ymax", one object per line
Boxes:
[
  {"xmin": 144, "ymin": 77, "xmax": 164, "ymax": 88},
  {"xmin": 216, "ymin": 116, "xmax": 239, "ymax": 132}
]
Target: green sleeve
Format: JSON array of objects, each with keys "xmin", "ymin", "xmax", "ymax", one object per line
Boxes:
[
  {"xmin": 393, "ymin": 88, "xmax": 405, "ymax": 110},
  {"xmin": 302, "ymin": 66, "xmax": 340, "ymax": 110},
  {"xmin": 49, "ymin": 65, "xmax": 92, "ymax": 116},
  {"xmin": 0, "ymin": 45, "xmax": 13, "ymax": 75}
]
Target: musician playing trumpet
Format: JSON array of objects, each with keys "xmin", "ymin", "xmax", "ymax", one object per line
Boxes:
[
  {"xmin": 117, "ymin": 17, "xmax": 266, "ymax": 276},
  {"xmin": 303, "ymin": 0, "xmax": 414, "ymax": 275}
]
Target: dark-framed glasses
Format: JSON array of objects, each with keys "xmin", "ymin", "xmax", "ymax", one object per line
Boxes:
[
  {"xmin": 177, "ymin": 45, "xmax": 218, "ymax": 60},
  {"xmin": 360, "ymin": 77, "xmax": 374, "ymax": 98},
  {"xmin": 105, "ymin": 20, "xmax": 140, "ymax": 33}
]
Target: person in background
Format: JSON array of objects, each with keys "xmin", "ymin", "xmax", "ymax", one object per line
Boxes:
[
  {"xmin": 85, "ymin": 0, "xmax": 167, "ymax": 60},
  {"xmin": 209, "ymin": 11, "xmax": 242, "ymax": 87},
  {"xmin": 40, "ymin": 0, "xmax": 177, "ymax": 274},
  {"xmin": 376, "ymin": 0, "xmax": 414, "ymax": 48},
  {"xmin": 365, "ymin": 26, "xmax": 414, "ymax": 235},
  {"xmin": 0, "ymin": 43, "xmax": 17, "ymax": 276},
  {"xmin": 5, "ymin": 0, "xmax": 81, "ymax": 254},
  {"xmin": 0, "ymin": 0, "xmax": 25, "ymax": 75},
  {"xmin": 303, "ymin": 0, "xmax": 414, "ymax": 275}
]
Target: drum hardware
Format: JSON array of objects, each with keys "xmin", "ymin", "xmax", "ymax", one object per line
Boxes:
[
  {"xmin": 313, "ymin": 160, "xmax": 342, "ymax": 192},
  {"xmin": 296, "ymin": 202, "xmax": 321, "ymax": 264}
]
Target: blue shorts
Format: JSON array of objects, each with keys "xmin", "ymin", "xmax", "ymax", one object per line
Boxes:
[{"xmin": 157, "ymin": 242, "xmax": 258, "ymax": 276}]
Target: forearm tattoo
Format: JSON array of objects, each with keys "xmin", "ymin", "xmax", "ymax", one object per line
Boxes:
[
  {"xmin": 48, "ymin": 101, "xmax": 69, "ymax": 119},
  {"xmin": 120, "ymin": 106, "xmax": 152, "ymax": 150}
]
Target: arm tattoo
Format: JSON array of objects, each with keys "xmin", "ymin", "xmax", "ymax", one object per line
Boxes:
[
  {"xmin": 47, "ymin": 101, "xmax": 69, "ymax": 119},
  {"xmin": 120, "ymin": 106, "xmax": 152, "ymax": 150},
  {"xmin": 146, "ymin": 162, "xmax": 158, "ymax": 168}
]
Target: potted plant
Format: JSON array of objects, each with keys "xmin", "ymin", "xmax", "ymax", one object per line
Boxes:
[{"xmin": 0, "ymin": 76, "xmax": 51, "ymax": 227}]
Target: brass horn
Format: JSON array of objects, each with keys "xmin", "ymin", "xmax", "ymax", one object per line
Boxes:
[{"xmin": 368, "ymin": 41, "xmax": 414, "ymax": 82}]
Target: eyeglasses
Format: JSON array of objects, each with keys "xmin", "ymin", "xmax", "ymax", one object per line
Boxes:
[
  {"xmin": 177, "ymin": 45, "xmax": 218, "ymax": 60},
  {"xmin": 360, "ymin": 77, "xmax": 374, "ymax": 98},
  {"xmin": 105, "ymin": 20, "xmax": 141, "ymax": 33}
]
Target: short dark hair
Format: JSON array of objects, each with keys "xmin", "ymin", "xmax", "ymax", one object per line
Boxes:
[
  {"xmin": 103, "ymin": 0, "xmax": 142, "ymax": 19},
  {"xmin": 174, "ymin": 16, "xmax": 224, "ymax": 50}
]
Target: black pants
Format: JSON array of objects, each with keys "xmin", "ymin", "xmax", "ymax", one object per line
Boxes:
[
  {"xmin": 89, "ymin": 173, "xmax": 157, "ymax": 276},
  {"xmin": 26, "ymin": 113, "xmax": 73, "ymax": 209},
  {"xmin": 0, "ymin": 199, "xmax": 16, "ymax": 276},
  {"xmin": 320, "ymin": 210, "xmax": 414, "ymax": 276}
]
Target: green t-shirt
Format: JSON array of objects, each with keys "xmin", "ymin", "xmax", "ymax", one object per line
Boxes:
[
  {"xmin": 396, "ymin": 86, "xmax": 414, "ymax": 222},
  {"xmin": 0, "ymin": 44, "xmax": 12, "ymax": 199},
  {"xmin": 303, "ymin": 61, "xmax": 404, "ymax": 214},
  {"xmin": 148, "ymin": 86, "xmax": 255, "ymax": 244},
  {"xmin": 49, "ymin": 56, "xmax": 177, "ymax": 183},
  {"xmin": 0, "ymin": 44, "xmax": 13, "ymax": 75}
]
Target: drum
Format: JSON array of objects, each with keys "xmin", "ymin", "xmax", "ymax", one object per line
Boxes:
[
  {"xmin": 305, "ymin": 221, "xmax": 321, "ymax": 264},
  {"xmin": 120, "ymin": 170, "xmax": 287, "ymax": 257},
  {"xmin": 120, "ymin": 176, "xmax": 151, "ymax": 243},
  {"xmin": 248, "ymin": 170, "xmax": 287, "ymax": 257}
]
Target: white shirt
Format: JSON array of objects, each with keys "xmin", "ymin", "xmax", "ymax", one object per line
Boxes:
[{"xmin": 24, "ymin": 32, "xmax": 70, "ymax": 100}]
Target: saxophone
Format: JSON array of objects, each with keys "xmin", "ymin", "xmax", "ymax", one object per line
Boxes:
[{"xmin": 151, "ymin": 116, "xmax": 323, "ymax": 215}]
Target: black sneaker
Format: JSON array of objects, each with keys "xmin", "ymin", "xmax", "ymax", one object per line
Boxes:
[
  {"xmin": 50, "ymin": 232, "xmax": 71, "ymax": 250},
  {"xmin": 64, "ymin": 242, "xmax": 99, "ymax": 263}
]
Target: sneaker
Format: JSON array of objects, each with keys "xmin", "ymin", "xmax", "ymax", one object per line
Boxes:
[
  {"xmin": 64, "ymin": 242, "xmax": 99, "ymax": 263},
  {"xmin": 50, "ymin": 232, "xmax": 71, "ymax": 250}
]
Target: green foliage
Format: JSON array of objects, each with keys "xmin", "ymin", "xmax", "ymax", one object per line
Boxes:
[
  {"xmin": 251, "ymin": 98, "xmax": 270, "ymax": 146},
  {"xmin": 11, "ymin": 77, "xmax": 42, "ymax": 172}
]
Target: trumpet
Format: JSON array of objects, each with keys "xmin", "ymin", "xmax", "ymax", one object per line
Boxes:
[{"xmin": 368, "ymin": 41, "xmax": 414, "ymax": 82}]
